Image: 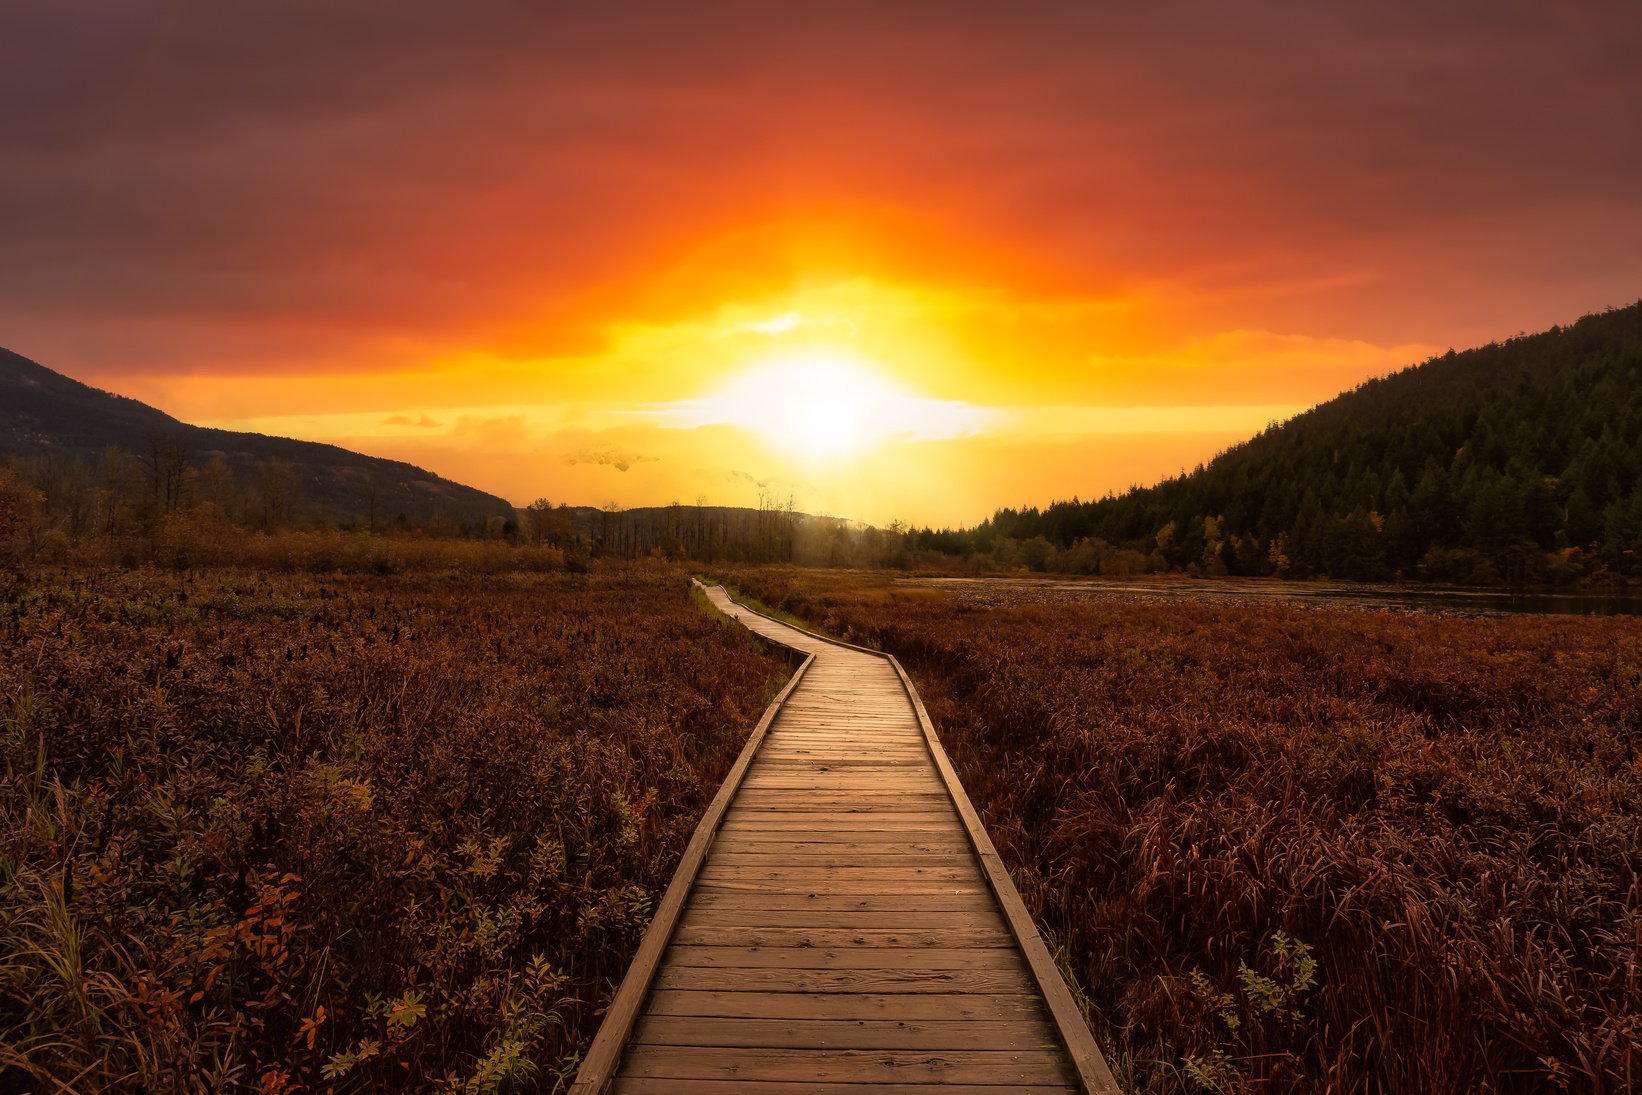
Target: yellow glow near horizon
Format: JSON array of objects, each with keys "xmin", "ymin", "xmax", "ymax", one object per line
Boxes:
[
  {"xmin": 157, "ymin": 277, "xmax": 1438, "ymax": 526},
  {"xmin": 653, "ymin": 347, "xmax": 998, "ymax": 462}
]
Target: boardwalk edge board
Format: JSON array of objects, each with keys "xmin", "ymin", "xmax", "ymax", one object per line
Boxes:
[
  {"xmin": 886, "ymin": 657, "xmax": 1123, "ymax": 1095},
  {"xmin": 571, "ymin": 579, "xmax": 1122, "ymax": 1094},
  {"xmin": 569, "ymin": 624, "xmax": 818, "ymax": 1093}
]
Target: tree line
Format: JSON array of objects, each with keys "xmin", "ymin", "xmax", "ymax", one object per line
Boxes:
[
  {"xmin": 0, "ymin": 441, "xmax": 916, "ymax": 571},
  {"xmin": 911, "ymin": 302, "xmax": 1642, "ymax": 586}
]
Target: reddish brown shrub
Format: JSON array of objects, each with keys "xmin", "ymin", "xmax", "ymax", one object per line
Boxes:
[{"xmin": 728, "ymin": 567, "xmax": 1642, "ymax": 1095}]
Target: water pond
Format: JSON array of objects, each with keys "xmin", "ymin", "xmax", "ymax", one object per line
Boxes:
[{"xmin": 902, "ymin": 575, "xmax": 1642, "ymax": 617}]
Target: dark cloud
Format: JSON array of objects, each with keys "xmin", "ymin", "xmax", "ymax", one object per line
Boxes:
[
  {"xmin": 2, "ymin": 1, "xmax": 1639, "ymax": 373},
  {"xmin": 564, "ymin": 449, "xmax": 656, "ymax": 473}
]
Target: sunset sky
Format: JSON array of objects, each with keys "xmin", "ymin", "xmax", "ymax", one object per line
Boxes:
[{"xmin": 4, "ymin": 2, "xmax": 1640, "ymax": 527}]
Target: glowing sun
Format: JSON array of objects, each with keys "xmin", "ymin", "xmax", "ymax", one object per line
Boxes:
[{"xmin": 676, "ymin": 349, "xmax": 992, "ymax": 461}]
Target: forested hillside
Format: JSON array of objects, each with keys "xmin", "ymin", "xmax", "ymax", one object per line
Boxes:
[
  {"xmin": 0, "ymin": 348, "xmax": 513, "ymax": 529},
  {"xmin": 922, "ymin": 301, "xmax": 1642, "ymax": 584}
]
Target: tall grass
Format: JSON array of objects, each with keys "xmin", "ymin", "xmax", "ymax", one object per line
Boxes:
[
  {"xmin": 729, "ymin": 567, "xmax": 1642, "ymax": 1094},
  {"xmin": 0, "ymin": 563, "xmax": 785, "ymax": 1091}
]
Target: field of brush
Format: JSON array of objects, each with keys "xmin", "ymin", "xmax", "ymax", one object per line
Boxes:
[
  {"xmin": 725, "ymin": 567, "xmax": 1642, "ymax": 1095},
  {"xmin": 0, "ymin": 564, "xmax": 787, "ymax": 1092}
]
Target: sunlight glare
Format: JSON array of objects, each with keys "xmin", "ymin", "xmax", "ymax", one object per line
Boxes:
[{"xmin": 664, "ymin": 348, "xmax": 995, "ymax": 461}]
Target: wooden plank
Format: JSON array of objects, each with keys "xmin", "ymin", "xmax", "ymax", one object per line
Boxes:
[
  {"xmin": 712, "ymin": 831, "xmax": 971, "ymax": 846},
  {"xmin": 669, "ymin": 925, "xmax": 1013, "ymax": 948},
  {"xmin": 697, "ymin": 866, "xmax": 981, "ymax": 881},
  {"xmin": 713, "ymin": 828, "xmax": 967, "ymax": 841},
  {"xmin": 663, "ymin": 946, "xmax": 1023, "ymax": 970},
  {"xmin": 678, "ymin": 908, "xmax": 1008, "ymax": 929},
  {"xmin": 732, "ymin": 787, "xmax": 950, "ymax": 797},
  {"xmin": 644, "ymin": 989, "xmax": 1048, "ymax": 1021},
  {"xmin": 615, "ymin": 1080, "xmax": 1077, "ymax": 1094},
  {"xmin": 651, "ymin": 965, "xmax": 1038, "ymax": 994},
  {"xmin": 692, "ymin": 879, "xmax": 993, "ymax": 896},
  {"xmin": 686, "ymin": 891, "xmax": 999, "ymax": 912},
  {"xmin": 738, "ymin": 775, "xmax": 946, "ymax": 786},
  {"xmin": 709, "ymin": 847, "xmax": 972, "ymax": 853},
  {"xmin": 719, "ymin": 820, "xmax": 958, "ymax": 840},
  {"xmin": 748, "ymin": 769, "xmax": 930, "ymax": 778},
  {"xmin": 769, "ymin": 723, "xmax": 918, "ymax": 731},
  {"xmin": 705, "ymin": 853, "xmax": 976, "ymax": 867},
  {"xmin": 757, "ymin": 756, "xmax": 926, "ymax": 762},
  {"xmin": 727, "ymin": 798, "xmax": 955, "ymax": 811},
  {"xmin": 722, "ymin": 813, "xmax": 958, "ymax": 823},
  {"xmin": 567, "ymin": 649, "xmax": 817, "ymax": 1094},
  {"xmin": 615, "ymin": 1045, "xmax": 1076, "ymax": 1085},
  {"xmin": 761, "ymin": 745, "xmax": 932, "ymax": 755},
  {"xmin": 713, "ymin": 828, "xmax": 969, "ymax": 841},
  {"xmin": 718, "ymin": 827, "xmax": 962, "ymax": 841},
  {"xmin": 760, "ymin": 746, "xmax": 922, "ymax": 753},
  {"xmin": 737, "ymin": 778, "xmax": 939, "ymax": 789},
  {"xmin": 630, "ymin": 1015, "xmax": 1060, "ymax": 1051}
]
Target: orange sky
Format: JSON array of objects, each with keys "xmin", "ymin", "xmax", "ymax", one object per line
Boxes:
[{"xmin": 4, "ymin": 2, "xmax": 1640, "ymax": 526}]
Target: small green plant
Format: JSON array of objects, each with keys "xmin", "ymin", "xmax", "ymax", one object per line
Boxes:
[
  {"xmin": 1190, "ymin": 969, "xmax": 1240, "ymax": 1031},
  {"xmin": 1237, "ymin": 931, "xmax": 1317, "ymax": 1019},
  {"xmin": 1182, "ymin": 1047, "xmax": 1240, "ymax": 1092}
]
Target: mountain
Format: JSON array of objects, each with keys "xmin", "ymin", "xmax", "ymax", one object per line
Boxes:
[
  {"xmin": 0, "ymin": 348, "xmax": 513, "ymax": 528},
  {"xmin": 938, "ymin": 300, "xmax": 1642, "ymax": 585}
]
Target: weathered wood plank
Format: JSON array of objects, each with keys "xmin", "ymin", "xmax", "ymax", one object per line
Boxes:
[
  {"xmin": 615, "ymin": 1045, "xmax": 1076, "ymax": 1085},
  {"xmin": 630, "ymin": 1015, "xmax": 1060, "ymax": 1051},
  {"xmin": 711, "ymin": 832, "xmax": 971, "ymax": 846},
  {"xmin": 696, "ymin": 866, "xmax": 982, "ymax": 882},
  {"xmin": 615, "ymin": 1081, "xmax": 1078, "ymax": 1095},
  {"xmin": 651, "ymin": 965, "xmax": 1038, "ymax": 994},
  {"xmin": 663, "ymin": 946, "xmax": 1023, "ymax": 970},
  {"xmin": 691, "ymin": 880, "xmax": 993, "ymax": 897},
  {"xmin": 723, "ymin": 814, "xmax": 960, "ymax": 824},
  {"xmin": 717, "ymin": 828, "xmax": 963, "ymax": 842},
  {"xmin": 644, "ymin": 989, "xmax": 1047, "ymax": 1021},
  {"xmin": 686, "ymin": 891, "xmax": 999, "ymax": 912},
  {"xmin": 678, "ymin": 908, "xmax": 1008, "ymax": 929},
  {"xmin": 668, "ymin": 925, "xmax": 1015, "ymax": 948},
  {"xmin": 726, "ymin": 800, "xmax": 956, "ymax": 813},
  {"xmin": 705, "ymin": 852, "xmax": 977, "ymax": 867}
]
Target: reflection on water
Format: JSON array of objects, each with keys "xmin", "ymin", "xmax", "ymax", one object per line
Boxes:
[{"xmin": 905, "ymin": 576, "xmax": 1642, "ymax": 617}]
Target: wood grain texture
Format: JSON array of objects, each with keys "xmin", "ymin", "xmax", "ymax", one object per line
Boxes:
[
  {"xmin": 616, "ymin": 1081, "xmax": 1078, "ymax": 1095},
  {"xmin": 617, "ymin": 1045, "xmax": 1076, "ymax": 1085},
  {"xmin": 570, "ymin": 581, "xmax": 1118, "ymax": 1095}
]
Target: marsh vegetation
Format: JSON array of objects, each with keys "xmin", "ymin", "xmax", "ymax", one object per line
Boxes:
[
  {"xmin": 0, "ymin": 564, "xmax": 785, "ymax": 1091},
  {"xmin": 728, "ymin": 567, "xmax": 1642, "ymax": 1093}
]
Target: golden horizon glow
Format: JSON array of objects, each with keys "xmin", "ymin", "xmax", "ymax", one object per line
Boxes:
[
  {"xmin": 160, "ymin": 275, "xmax": 1437, "ymax": 527},
  {"xmin": 646, "ymin": 344, "xmax": 997, "ymax": 463}
]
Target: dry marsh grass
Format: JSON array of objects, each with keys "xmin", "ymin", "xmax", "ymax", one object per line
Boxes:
[
  {"xmin": 0, "ymin": 564, "xmax": 785, "ymax": 1092},
  {"xmin": 727, "ymin": 567, "xmax": 1642, "ymax": 1095}
]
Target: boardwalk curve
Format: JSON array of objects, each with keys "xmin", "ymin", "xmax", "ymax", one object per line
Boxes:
[{"xmin": 571, "ymin": 583, "xmax": 1120, "ymax": 1094}]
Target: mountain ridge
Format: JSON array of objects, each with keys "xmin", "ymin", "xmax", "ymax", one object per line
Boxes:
[{"xmin": 0, "ymin": 347, "xmax": 515, "ymax": 528}]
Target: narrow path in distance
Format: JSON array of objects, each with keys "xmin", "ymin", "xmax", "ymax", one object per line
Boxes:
[{"xmin": 573, "ymin": 583, "xmax": 1119, "ymax": 1094}]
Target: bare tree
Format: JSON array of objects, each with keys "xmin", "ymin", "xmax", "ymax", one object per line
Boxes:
[
  {"xmin": 526, "ymin": 497, "xmax": 554, "ymax": 544},
  {"xmin": 143, "ymin": 435, "xmax": 190, "ymax": 515}
]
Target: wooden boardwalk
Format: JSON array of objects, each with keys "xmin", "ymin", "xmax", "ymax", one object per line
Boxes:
[{"xmin": 571, "ymin": 584, "xmax": 1119, "ymax": 1094}]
